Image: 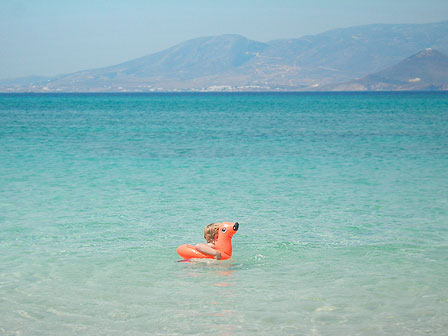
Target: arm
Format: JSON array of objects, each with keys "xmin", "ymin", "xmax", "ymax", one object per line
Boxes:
[{"xmin": 195, "ymin": 243, "xmax": 222, "ymax": 260}]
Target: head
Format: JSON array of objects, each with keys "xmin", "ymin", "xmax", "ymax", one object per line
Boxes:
[
  {"xmin": 216, "ymin": 222, "xmax": 239, "ymax": 240},
  {"xmin": 204, "ymin": 222, "xmax": 221, "ymax": 243},
  {"xmin": 214, "ymin": 222, "xmax": 239, "ymax": 258}
]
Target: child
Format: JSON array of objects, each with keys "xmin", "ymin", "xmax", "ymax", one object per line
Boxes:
[{"xmin": 195, "ymin": 222, "xmax": 222, "ymax": 260}]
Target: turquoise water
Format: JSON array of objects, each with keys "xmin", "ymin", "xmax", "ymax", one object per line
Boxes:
[{"xmin": 1, "ymin": 92, "xmax": 447, "ymax": 335}]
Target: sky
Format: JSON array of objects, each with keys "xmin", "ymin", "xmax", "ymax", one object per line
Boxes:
[{"xmin": 0, "ymin": 0, "xmax": 447, "ymax": 79}]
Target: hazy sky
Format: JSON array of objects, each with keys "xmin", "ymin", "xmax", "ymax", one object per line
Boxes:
[{"xmin": 1, "ymin": 0, "xmax": 447, "ymax": 79}]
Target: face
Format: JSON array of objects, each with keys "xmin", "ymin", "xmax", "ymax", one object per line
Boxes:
[{"xmin": 218, "ymin": 222, "xmax": 239, "ymax": 238}]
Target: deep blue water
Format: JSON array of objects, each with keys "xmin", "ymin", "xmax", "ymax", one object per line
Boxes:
[{"xmin": 1, "ymin": 92, "xmax": 447, "ymax": 335}]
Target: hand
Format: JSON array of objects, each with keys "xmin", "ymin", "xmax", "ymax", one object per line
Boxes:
[{"xmin": 196, "ymin": 244, "xmax": 221, "ymax": 259}]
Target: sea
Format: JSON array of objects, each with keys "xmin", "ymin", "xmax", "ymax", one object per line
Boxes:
[{"xmin": 0, "ymin": 92, "xmax": 447, "ymax": 335}]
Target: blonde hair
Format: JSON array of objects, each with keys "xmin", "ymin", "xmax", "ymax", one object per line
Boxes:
[{"xmin": 204, "ymin": 222, "xmax": 221, "ymax": 243}]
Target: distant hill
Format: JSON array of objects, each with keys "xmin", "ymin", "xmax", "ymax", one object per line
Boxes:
[
  {"xmin": 255, "ymin": 20, "xmax": 448, "ymax": 87},
  {"xmin": 1, "ymin": 21, "xmax": 448, "ymax": 92},
  {"xmin": 27, "ymin": 35, "xmax": 270, "ymax": 92},
  {"xmin": 325, "ymin": 49, "xmax": 448, "ymax": 91},
  {"xmin": 0, "ymin": 75, "xmax": 59, "ymax": 89}
]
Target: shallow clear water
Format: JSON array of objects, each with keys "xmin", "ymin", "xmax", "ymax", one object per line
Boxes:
[{"xmin": 1, "ymin": 92, "xmax": 447, "ymax": 335}]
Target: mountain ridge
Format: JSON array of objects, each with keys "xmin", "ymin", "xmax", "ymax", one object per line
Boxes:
[{"xmin": 1, "ymin": 20, "xmax": 448, "ymax": 92}]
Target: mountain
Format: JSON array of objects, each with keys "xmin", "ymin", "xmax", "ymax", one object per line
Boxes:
[
  {"xmin": 325, "ymin": 48, "xmax": 448, "ymax": 91},
  {"xmin": 263, "ymin": 21, "xmax": 448, "ymax": 82},
  {"xmin": 1, "ymin": 21, "xmax": 448, "ymax": 92},
  {"xmin": 29, "ymin": 35, "xmax": 270, "ymax": 92}
]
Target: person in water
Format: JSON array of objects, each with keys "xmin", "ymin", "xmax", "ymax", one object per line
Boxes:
[{"xmin": 195, "ymin": 222, "xmax": 222, "ymax": 260}]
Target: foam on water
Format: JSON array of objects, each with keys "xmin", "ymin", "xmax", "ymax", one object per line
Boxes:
[{"xmin": 0, "ymin": 92, "xmax": 447, "ymax": 335}]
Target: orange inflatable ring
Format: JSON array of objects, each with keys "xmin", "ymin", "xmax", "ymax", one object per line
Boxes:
[{"xmin": 177, "ymin": 222, "xmax": 239, "ymax": 260}]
